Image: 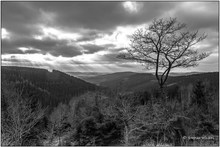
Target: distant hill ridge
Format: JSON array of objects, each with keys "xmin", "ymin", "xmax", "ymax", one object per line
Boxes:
[
  {"xmin": 67, "ymin": 71, "xmax": 208, "ymax": 79},
  {"xmin": 82, "ymin": 71, "xmax": 219, "ymax": 92}
]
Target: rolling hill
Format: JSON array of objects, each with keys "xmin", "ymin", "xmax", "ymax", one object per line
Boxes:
[
  {"xmin": 1, "ymin": 66, "xmax": 99, "ymax": 107},
  {"xmin": 66, "ymin": 72, "xmax": 109, "ymax": 79},
  {"xmin": 2, "ymin": 66, "xmax": 218, "ymax": 106},
  {"xmin": 83, "ymin": 71, "xmax": 219, "ymax": 93}
]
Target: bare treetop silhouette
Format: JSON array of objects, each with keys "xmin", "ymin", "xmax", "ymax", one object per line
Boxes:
[{"xmin": 118, "ymin": 17, "xmax": 210, "ymax": 92}]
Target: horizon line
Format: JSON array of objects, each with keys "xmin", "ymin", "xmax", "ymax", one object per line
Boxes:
[{"xmin": 2, "ymin": 65, "xmax": 219, "ymax": 74}]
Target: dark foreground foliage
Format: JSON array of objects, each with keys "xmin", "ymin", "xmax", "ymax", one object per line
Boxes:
[{"xmin": 1, "ymin": 68, "xmax": 219, "ymax": 146}]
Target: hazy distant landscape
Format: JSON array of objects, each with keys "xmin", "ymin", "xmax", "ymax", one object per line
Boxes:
[
  {"xmin": 79, "ymin": 71, "xmax": 218, "ymax": 92},
  {"xmin": 67, "ymin": 72, "xmax": 110, "ymax": 79},
  {"xmin": 67, "ymin": 71, "xmax": 205, "ymax": 79}
]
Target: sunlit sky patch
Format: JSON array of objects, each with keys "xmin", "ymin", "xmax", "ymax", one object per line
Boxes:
[
  {"xmin": 122, "ymin": 1, "xmax": 141, "ymax": 13},
  {"xmin": 1, "ymin": 1, "xmax": 218, "ymax": 73},
  {"xmin": 36, "ymin": 25, "xmax": 82, "ymax": 41},
  {"xmin": 2, "ymin": 28, "xmax": 10, "ymax": 39}
]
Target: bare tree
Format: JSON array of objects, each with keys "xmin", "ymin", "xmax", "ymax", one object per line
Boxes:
[
  {"xmin": 114, "ymin": 98, "xmax": 139, "ymax": 146},
  {"xmin": 105, "ymin": 96, "xmax": 191, "ymax": 146},
  {"xmin": 49, "ymin": 103, "xmax": 68, "ymax": 145},
  {"xmin": 1, "ymin": 83, "xmax": 45, "ymax": 146},
  {"xmin": 101, "ymin": 96, "xmax": 150, "ymax": 146},
  {"xmin": 118, "ymin": 18, "xmax": 209, "ymax": 95}
]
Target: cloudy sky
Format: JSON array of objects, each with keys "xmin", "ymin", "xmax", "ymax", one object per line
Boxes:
[{"xmin": 1, "ymin": 1, "xmax": 219, "ymax": 73}]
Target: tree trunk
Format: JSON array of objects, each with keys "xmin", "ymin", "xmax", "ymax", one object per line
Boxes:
[
  {"xmin": 50, "ymin": 124, "xmax": 55, "ymax": 143},
  {"xmin": 58, "ymin": 135, "xmax": 61, "ymax": 146},
  {"xmin": 124, "ymin": 125, "xmax": 129, "ymax": 146},
  {"xmin": 159, "ymin": 85, "xmax": 167, "ymax": 105},
  {"xmin": 159, "ymin": 85, "xmax": 164, "ymax": 97}
]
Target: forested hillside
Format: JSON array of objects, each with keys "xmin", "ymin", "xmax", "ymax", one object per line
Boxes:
[
  {"xmin": 1, "ymin": 66, "xmax": 99, "ymax": 107},
  {"xmin": 1, "ymin": 66, "xmax": 219, "ymax": 146}
]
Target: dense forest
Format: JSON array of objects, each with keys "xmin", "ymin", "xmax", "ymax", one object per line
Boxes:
[
  {"xmin": 1, "ymin": 66, "xmax": 99, "ymax": 108},
  {"xmin": 1, "ymin": 66, "xmax": 219, "ymax": 146}
]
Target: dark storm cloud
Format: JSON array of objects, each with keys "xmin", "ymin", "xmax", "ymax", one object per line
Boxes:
[
  {"xmin": 81, "ymin": 44, "xmax": 115, "ymax": 54},
  {"xmin": 174, "ymin": 2, "xmax": 218, "ymax": 31},
  {"xmin": 24, "ymin": 50, "xmax": 41, "ymax": 54},
  {"xmin": 1, "ymin": 39, "xmax": 24, "ymax": 54},
  {"xmin": 94, "ymin": 52, "xmax": 129, "ymax": 64},
  {"xmin": 76, "ymin": 34, "xmax": 103, "ymax": 42},
  {"xmin": 2, "ymin": 1, "xmax": 178, "ymax": 35},
  {"xmin": 100, "ymin": 53, "xmax": 123, "ymax": 63},
  {"xmin": 2, "ymin": 37, "xmax": 83, "ymax": 57},
  {"xmin": 76, "ymin": 30, "xmax": 112, "ymax": 42},
  {"xmin": 2, "ymin": 35, "xmax": 116, "ymax": 57},
  {"xmin": 46, "ymin": 2, "xmax": 177, "ymax": 31},
  {"xmin": 49, "ymin": 45, "xmax": 82, "ymax": 57},
  {"xmin": 2, "ymin": 1, "xmax": 218, "ymax": 42},
  {"xmin": 2, "ymin": 1, "xmax": 218, "ymax": 72},
  {"xmin": 2, "ymin": 2, "xmax": 42, "ymax": 37}
]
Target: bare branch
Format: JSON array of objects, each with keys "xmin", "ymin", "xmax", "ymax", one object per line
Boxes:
[{"xmin": 118, "ymin": 17, "xmax": 210, "ymax": 90}]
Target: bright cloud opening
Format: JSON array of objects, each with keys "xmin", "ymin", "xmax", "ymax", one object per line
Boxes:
[
  {"xmin": 34, "ymin": 25, "xmax": 81, "ymax": 41},
  {"xmin": 2, "ymin": 28, "xmax": 10, "ymax": 39},
  {"xmin": 122, "ymin": 1, "xmax": 140, "ymax": 13},
  {"xmin": 18, "ymin": 47, "xmax": 41, "ymax": 53},
  {"xmin": 78, "ymin": 24, "xmax": 146, "ymax": 49}
]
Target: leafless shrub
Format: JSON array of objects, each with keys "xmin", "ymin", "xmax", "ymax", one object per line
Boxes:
[{"xmin": 1, "ymin": 82, "xmax": 45, "ymax": 146}]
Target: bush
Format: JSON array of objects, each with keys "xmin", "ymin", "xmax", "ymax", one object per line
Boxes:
[{"xmin": 71, "ymin": 101, "xmax": 124, "ymax": 146}]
